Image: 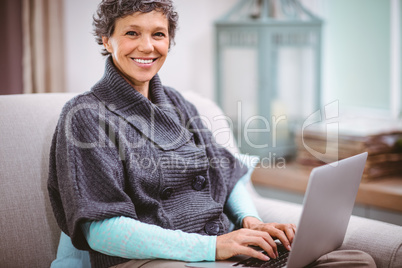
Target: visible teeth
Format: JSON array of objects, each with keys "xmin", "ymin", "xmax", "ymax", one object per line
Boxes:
[{"xmin": 134, "ymin": 58, "xmax": 153, "ymax": 64}]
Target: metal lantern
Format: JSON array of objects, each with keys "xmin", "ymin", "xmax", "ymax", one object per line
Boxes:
[{"xmin": 215, "ymin": 0, "xmax": 323, "ymax": 159}]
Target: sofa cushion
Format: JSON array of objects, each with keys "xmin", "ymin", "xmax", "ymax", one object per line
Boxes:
[
  {"xmin": 341, "ymin": 216, "xmax": 402, "ymax": 268},
  {"xmin": 0, "ymin": 93, "xmax": 77, "ymax": 268}
]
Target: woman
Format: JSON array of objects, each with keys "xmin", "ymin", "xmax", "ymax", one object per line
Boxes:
[{"xmin": 48, "ymin": 1, "xmax": 375, "ymax": 267}]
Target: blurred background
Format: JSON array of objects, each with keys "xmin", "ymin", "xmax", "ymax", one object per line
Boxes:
[{"xmin": 1, "ymin": 0, "xmax": 400, "ymax": 108}]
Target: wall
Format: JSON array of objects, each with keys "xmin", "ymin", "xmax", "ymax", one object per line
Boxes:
[
  {"xmin": 63, "ymin": 0, "xmax": 401, "ymax": 113},
  {"xmin": 160, "ymin": 0, "xmax": 238, "ymax": 99},
  {"xmin": 63, "ymin": 0, "xmax": 104, "ymax": 93},
  {"xmin": 321, "ymin": 0, "xmax": 392, "ymax": 112},
  {"xmin": 63, "ymin": 0, "xmax": 237, "ymax": 100}
]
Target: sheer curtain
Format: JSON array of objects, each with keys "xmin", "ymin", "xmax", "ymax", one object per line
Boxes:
[{"xmin": 22, "ymin": 0, "xmax": 65, "ymax": 93}]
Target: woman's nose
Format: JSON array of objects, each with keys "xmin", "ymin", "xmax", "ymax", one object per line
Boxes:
[{"xmin": 138, "ymin": 36, "xmax": 153, "ymax": 53}]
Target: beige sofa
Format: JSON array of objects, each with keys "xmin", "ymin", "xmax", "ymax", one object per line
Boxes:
[{"xmin": 0, "ymin": 92, "xmax": 401, "ymax": 268}]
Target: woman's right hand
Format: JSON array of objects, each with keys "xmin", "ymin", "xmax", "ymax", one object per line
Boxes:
[{"xmin": 215, "ymin": 228, "xmax": 279, "ymax": 261}]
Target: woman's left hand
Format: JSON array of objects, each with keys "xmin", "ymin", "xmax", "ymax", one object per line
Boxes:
[{"xmin": 242, "ymin": 217, "xmax": 296, "ymax": 255}]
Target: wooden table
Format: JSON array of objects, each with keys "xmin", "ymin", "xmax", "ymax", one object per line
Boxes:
[{"xmin": 251, "ymin": 163, "xmax": 402, "ymax": 213}]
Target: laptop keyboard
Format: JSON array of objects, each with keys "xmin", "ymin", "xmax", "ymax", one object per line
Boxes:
[{"xmin": 233, "ymin": 244, "xmax": 289, "ymax": 268}]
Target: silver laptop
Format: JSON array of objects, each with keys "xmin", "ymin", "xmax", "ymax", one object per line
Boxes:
[{"xmin": 186, "ymin": 152, "xmax": 368, "ymax": 268}]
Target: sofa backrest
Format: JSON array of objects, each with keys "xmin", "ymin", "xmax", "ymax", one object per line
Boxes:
[
  {"xmin": 0, "ymin": 93, "xmax": 77, "ymax": 268},
  {"xmin": 0, "ymin": 91, "xmax": 236, "ymax": 268}
]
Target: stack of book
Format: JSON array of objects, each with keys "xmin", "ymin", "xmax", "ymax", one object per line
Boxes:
[{"xmin": 294, "ymin": 116, "xmax": 402, "ymax": 182}]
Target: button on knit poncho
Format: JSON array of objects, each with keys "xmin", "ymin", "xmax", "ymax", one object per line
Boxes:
[{"xmin": 48, "ymin": 57, "xmax": 248, "ymax": 267}]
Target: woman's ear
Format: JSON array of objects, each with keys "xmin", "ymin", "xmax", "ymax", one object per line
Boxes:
[{"xmin": 102, "ymin": 36, "xmax": 112, "ymax": 53}]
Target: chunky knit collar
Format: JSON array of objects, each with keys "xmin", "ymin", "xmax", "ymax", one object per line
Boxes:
[{"xmin": 91, "ymin": 56, "xmax": 192, "ymax": 150}]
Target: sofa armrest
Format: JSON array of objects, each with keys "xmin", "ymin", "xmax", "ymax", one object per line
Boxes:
[
  {"xmin": 341, "ymin": 216, "xmax": 402, "ymax": 268},
  {"xmin": 247, "ymin": 182, "xmax": 402, "ymax": 268}
]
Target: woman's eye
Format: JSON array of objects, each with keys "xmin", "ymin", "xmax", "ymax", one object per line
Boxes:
[
  {"xmin": 126, "ymin": 31, "xmax": 137, "ymax": 36},
  {"xmin": 154, "ymin": 32, "xmax": 166, "ymax": 37}
]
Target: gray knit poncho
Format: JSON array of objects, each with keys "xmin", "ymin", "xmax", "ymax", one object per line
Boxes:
[{"xmin": 48, "ymin": 57, "xmax": 248, "ymax": 267}]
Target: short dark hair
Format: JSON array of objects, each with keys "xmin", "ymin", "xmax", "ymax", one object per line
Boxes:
[{"xmin": 93, "ymin": 0, "xmax": 179, "ymax": 56}]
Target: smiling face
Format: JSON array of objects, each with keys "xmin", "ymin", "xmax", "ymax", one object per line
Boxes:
[{"xmin": 102, "ymin": 11, "xmax": 170, "ymax": 96}]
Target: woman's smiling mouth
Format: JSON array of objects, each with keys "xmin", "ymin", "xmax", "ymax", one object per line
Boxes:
[{"xmin": 132, "ymin": 58, "xmax": 157, "ymax": 64}]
